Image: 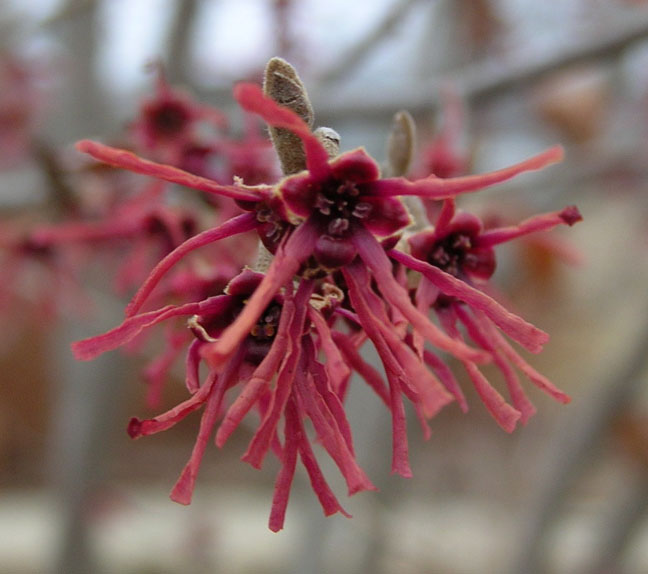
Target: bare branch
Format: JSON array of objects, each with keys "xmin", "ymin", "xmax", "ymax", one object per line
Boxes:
[
  {"xmin": 318, "ymin": 0, "xmax": 423, "ymax": 85},
  {"xmin": 314, "ymin": 10, "xmax": 648, "ymax": 119},
  {"xmin": 166, "ymin": 0, "xmax": 199, "ymax": 84}
]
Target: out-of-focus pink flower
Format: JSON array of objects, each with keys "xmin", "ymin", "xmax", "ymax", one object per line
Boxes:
[
  {"xmin": 0, "ymin": 51, "xmax": 48, "ymax": 167},
  {"xmin": 131, "ymin": 68, "xmax": 227, "ymax": 166},
  {"xmin": 0, "ymin": 219, "xmax": 91, "ymax": 320},
  {"xmin": 30, "ymin": 181, "xmax": 204, "ymax": 295},
  {"xmin": 414, "ymin": 87, "xmax": 468, "ymax": 180}
]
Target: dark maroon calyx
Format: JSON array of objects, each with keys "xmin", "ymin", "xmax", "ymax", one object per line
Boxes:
[
  {"xmin": 255, "ymin": 205, "xmax": 290, "ymax": 254},
  {"xmin": 190, "ymin": 269, "xmax": 285, "ymax": 364},
  {"xmin": 313, "ymin": 234, "xmax": 357, "ymax": 270},
  {"xmin": 313, "ymin": 180, "xmax": 372, "ymax": 238},
  {"xmin": 409, "ymin": 213, "xmax": 496, "ymax": 282},
  {"xmin": 428, "ymin": 231, "xmax": 474, "ymax": 277},
  {"xmin": 308, "ymin": 179, "xmax": 375, "ymax": 270},
  {"xmin": 20, "ymin": 236, "xmax": 53, "ymax": 258},
  {"xmin": 426, "ymin": 230, "xmax": 496, "ymax": 281}
]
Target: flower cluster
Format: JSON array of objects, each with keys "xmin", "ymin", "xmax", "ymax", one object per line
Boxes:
[{"xmin": 67, "ymin": 59, "xmax": 580, "ymax": 531}]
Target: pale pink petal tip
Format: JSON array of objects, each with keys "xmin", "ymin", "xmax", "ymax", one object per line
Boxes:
[
  {"xmin": 75, "ymin": 139, "xmax": 94, "ymax": 153},
  {"xmin": 500, "ymin": 408, "xmax": 522, "ymax": 433},
  {"xmin": 558, "ymin": 393, "xmax": 571, "ymax": 404},
  {"xmin": 169, "ymin": 468, "xmax": 194, "ymax": 505}
]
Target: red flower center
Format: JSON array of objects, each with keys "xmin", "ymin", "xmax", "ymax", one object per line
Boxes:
[
  {"xmin": 314, "ymin": 180, "xmax": 372, "ymax": 238},
  {"xmin": 249, "ymin": 303, "xmax": 281, "ymax": 340},
  {"xmin": 428, "ymin": 232, "xmax": 474, "ymax": 277},
  {"xmin": 246, "ymin": 302, "xmax": 282, "ymax": 364}
]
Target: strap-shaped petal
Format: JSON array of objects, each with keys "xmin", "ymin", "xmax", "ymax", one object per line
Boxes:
[
  {"xmin": 125, "ymin": 212, "xmax": 258, "ymax": 316},
  {"xmin": 389, "ymin": 248, "xmax": 549, "ymax": 353},
  {"xmin": 475, "ymin": 206, "xmax": 582, "ymax": 248},
  {"xmin": 370, "ymin": 146, "xmax": 563, "ymax": 198},
  {"xmin": 76, "ymin": 140, "xmax": 266, "ymax": 202},
  {"xmin": 202, "ymin": 218, "xmax": 319, "ymax": 368}
]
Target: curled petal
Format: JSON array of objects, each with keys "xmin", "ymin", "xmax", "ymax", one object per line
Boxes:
[
  {"xmin": 126, "ymin": 212, "xmax": 258, "ymax": 316},
  {"xmin": 309, "ymin": 309, "xmax": 351, "ymax": 394},
  {"xmin": 387, "ymin": 373, "xmax": 412, "ymax": 478},
  {"xmin": 455, "ymin": 305, "xmax": 537, "ymax": 423},
  {"xmin": 72, "ymin": 295, "xmax": 232, "ymax": 361},
  {"xmin": 475, "ymin": 206, "xmax": 582, "ymax": 248},
  {"xmin": 344, "ymin": 263, "xmax": 452, "ymax": 418},
  {"xmin": 370, "ymin": 146, "xmax": 563, "ymax": 199},
  {"xmin": 185, "ymin": 339, "xmax": 203, "ymax": 393},
  {"xmin": 331, "ymin": 332, "xmax": 390, "ymax": 406},
  {"xmin": 241, "ymin": 280, "xmax": 314, "ymax": 469},
  {"xmin": 73, "ymin": 301, "xmax": 200, "ymax": 360},
  {"xmin": 422, "ymin": 349, "xmax": 468, "ymax": 413},
  {"xmin": 293, "ymin": 353, "xmax": 376, "ymax": 495},
  {"xmin": 477, "ymin": 310, "xmax": 571, "ymax": 404},
  {"xmin": 76, "ymin": 140, "xmax": 266, "ymax": 202},
  {"xmin": 128, "ymin": 372, "xmax": 219, "ymax": 438},
  {"xmin": 170, "ymin": 351, "xmax": 244, "ymax": 505},
  {"xmin": 305, "ymin": 336, "xmax": 355, "ymax": 455},
  {"xmin": 170, "ymin": 386, "xmax": 223, "ymax": 505},
  {"xmin": 215, "ymin": 297, "xmax": 296, "ymax": 447},
  {"xmin": 464, "ymin": 361, "xmax": 521, "ymax": 432},
  {"xmin": 433, "ymin": 198, "xmax": 458, "ymax": 237},
  {"xmin": 440, "ymin": 310, "xmax": 521, "ymax": 432},
  {"xmin": 292, "ymin": 402, "xmax": 351, "ymax": 519}
]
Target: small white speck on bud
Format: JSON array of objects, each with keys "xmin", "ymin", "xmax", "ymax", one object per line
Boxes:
[{"xmin": 313, "ymin": 126, "xmax": 341, "ymax": 159}]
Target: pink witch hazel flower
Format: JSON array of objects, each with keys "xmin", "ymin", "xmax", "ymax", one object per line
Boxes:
[
  {"xmin": 71, "ymin": 57, "xmax": 579, "ymax": 530},
  {"xmin": 390, "ymin": 197, "xmax": 581, "ymax": 430}
]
